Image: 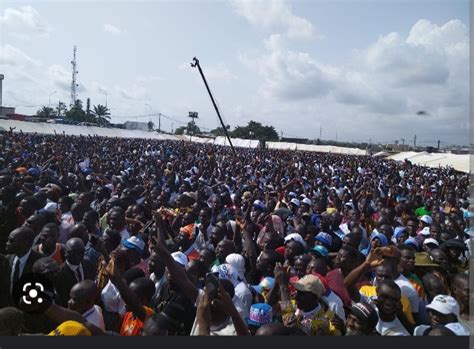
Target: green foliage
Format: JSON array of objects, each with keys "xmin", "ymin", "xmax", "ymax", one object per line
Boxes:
[
  {"xmin": 230, "ymin": 120, "xmax": 279, "ymax": 141},
  {"xmin": 35, "ymin": 106, "xmax": 57, "ymax": 119},
  {"xmin": 175, "ymin": 121, "xmax": 201, "ymax": 135},
  {"xmin": 92, "ymin": 104, "xmax": 111, "ymax": 125},
  {"xmin": 210, "ymin": 124, "xmax": 230, "ymax": 137},
  {"xmin": 65, "ymin": 99, "xmax": 86, "ymax": 122}
]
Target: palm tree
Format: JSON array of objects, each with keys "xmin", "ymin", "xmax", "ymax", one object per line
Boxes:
[
  {"xmin": 36, "ymin": 106, "xmax": 57, "ymax": 119},
  {"xmin": 92, "ymin": 104, "xmax": 111, "ymax": 126}
]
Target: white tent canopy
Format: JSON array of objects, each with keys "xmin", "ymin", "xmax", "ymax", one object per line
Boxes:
[{"xmin": 387, "ymin": 151, "xmax": 469, "ymax": 173}]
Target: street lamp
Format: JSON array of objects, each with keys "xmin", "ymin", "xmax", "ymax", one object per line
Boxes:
[{"xmin": 48, "ymin": 91, "xmax": 57, "ymax": 108}]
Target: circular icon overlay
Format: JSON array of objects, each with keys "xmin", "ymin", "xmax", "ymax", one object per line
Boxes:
[{"xmin": 12, "ymin": 272, "xmax": 54, "ymax": 313}]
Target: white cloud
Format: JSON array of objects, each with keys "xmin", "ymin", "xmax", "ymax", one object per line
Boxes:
[
  {"xmin": 231, "ymin": 0, "xmax": 318, "ymax": 39},
  {"xmin": 204, "ymin": 64, "xmax": 238, "ymax": 82},
  {"xmin": 103, "ymin": 23, "xmax": 122, "ymax": 35},
  {"xmin": 0, "ymin": 44, "xmax": 41, "ymax": 67},
  {"xmin": 0, "ymin": 6, "xmax": 52, "ymax": 40},
  {"xmin": 136, "ymin": 75, "xmax": 163, "ymax": 83},
  {"xmin": 237, "ymin": 19, "xmax": 469, "ymax": 144}
]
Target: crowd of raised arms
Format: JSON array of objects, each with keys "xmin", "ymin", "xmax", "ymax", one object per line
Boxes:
[{"xmin": 0, "ymin": 129, "xmax": 471, "ymax": 336}]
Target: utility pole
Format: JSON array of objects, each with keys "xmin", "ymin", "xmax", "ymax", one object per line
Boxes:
[
  {"xmin": 158, "ymin": 113, "xmax": 161, "ymax": 132},
  {"xmin": 414, "ymin": 134, "xmax": 417, "ymax": 149},
  {"xmin": 437, "ymin": 140, "xmax": 440, "ymax": 150},
  {"xmin": 190, "ymin": 57, "xmax": 236, "ymax": 156},
  {"xmin": 401, "ymin": 138, "xmax": 405, "ymax": 151},
  {"xmin": 319, "ymin": 124, "xmax": 322, "ymax": 140}
]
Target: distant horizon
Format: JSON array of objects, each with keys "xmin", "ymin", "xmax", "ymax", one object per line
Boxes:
[{"xmin": 0, "ymin": 0, "xmax": 469, "ymax": 146}]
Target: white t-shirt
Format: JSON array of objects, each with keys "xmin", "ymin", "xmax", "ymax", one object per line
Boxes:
[
  {"xmin": 323, "ymin": 290, "xmax": 346, "ymax": 321},
  {"xmin": 233, "ymin": 282, "xmax": 253, "ymax": 320},
  {"xmin": 376, "ymin": 317, "xmax": 410, "ymax": 336},
  {"xmin": 395, "ymin": 274, "xmax": 420, "ymax": 313},
  {"xmin": 190, "ymin": 289, "xmax": 237, "ymax": 336},
  {"xmin": 83, "ymin": 305, "xmax": 105, "ymax": 330},
  {"xmin": 101, "ymin": 280, "xmax": 126, "ymax": 316}
]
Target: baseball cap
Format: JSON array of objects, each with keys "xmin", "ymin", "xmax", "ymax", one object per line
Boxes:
[
  {"xmin": 284, "ymin": 233, "xmax": 307, "ymax": 249},
  {"xmin": 302, "ymin": 198, "xmax": 312, "ymax": 206},
  {"xmin": 122, "ymin": 236, "xmax": 145, "ymax": 255},
  {"xmin": 290, "ymin": 274, "xmax": 324, "ymax": 297},
  {"xmin": 253, "ymin": 200, "xmax": 266, "ymax": 211},
  {"xmin": 415, "ymin": 252, "xmax": 439, "ymax": 267},
  {"xmin": 315, "ymin": 232, "xmax": 332, "ymax": 247},
  {"xmin": 419, "ymin": 227, "xmax": 431, "ymax": 236},
  {"xmin": 251, "ymin": 277, "xmax": 275, "ymax": 295},
  {"xmin": 171, "ymin": 252, "xmax": 188, "ymax": 267},
  {"xmin": 216, "ymin": 263, "xmax": 239, "ymax": 287},
  {"xmin": 350, "ymin": 302, "xmax": 378, "ymax": 329},
  {"xmin": 246, "ymin": 303, "xmax": 273, "ymax": 328},
  {"xmin": 310, "ymin": 245, "xmax": 328, "ymax": 258},
  {"xmin": 420, "ymin": 215, "xmax": 433, "ymax": 225},
  {"xmin": 288, "ymin": 192, "xmax": 297, "ymax": 198},
  {"xmin": 48, "ymin": 321, "xmax": 92, "ymax": 336},
  {"xmin": 423, "ymin": 238, "xmax": 439, "ymax": 247},
  {"xmin": 290, "ymin": 198, "xmax": 301, "ymax": 207},
  {"xmin": 426, "ymin": 295, "xmax": 460, "ymax": 316}
]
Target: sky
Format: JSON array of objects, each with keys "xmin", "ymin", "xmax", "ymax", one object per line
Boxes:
[{"xmin": 0, "ymin": 0, "xmax": 470, "ymax": 146}]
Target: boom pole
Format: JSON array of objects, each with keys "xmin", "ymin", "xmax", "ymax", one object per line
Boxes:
[{"xmin": 190, "ymin": 57, "xmax": 236, "ymax": 156}]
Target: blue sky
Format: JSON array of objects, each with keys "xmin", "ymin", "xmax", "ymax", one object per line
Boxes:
[{"xmin": 0, "ymin": 0, "xmax": 469, "ymax": 146}]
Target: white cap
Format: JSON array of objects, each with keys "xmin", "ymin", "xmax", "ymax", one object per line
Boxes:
[
  {"xmin": 225, "ymin": 253, "xmax": 246, "ymax": 281},
  {"xmin": 426, "ymin": 295, "xmax": 460, "ymax": 316},
  {"xmin": 122, "ymin": 236, "xmax": 145, "ymax": 254},
  {"xmin": 302, "ymin": 198, "xmax": 312, "ymax": 206},
  {"xmin": 171, "ymin": 251, "xmax": 188, "ymax": 267},
  {"xmin": 290, "ymin": 198, "xmax": 301, "ymax": 207},
  {"xmin": 423, "ymin": 238, "xmax": 439, "ymax": 246},
  {"xmin": 419, "ymin": 227, "xmax": 431, "ymax": 236},
  {"xmin": 284, "ymin": 233, "xmax": 306, "ymax": 248},
  {"xmin": 420, "ymin": 215, "xmax": 433, "ymax": 225},
  {"xmin": 288, "ymin": 192, "xmax": 297, "ymax": 198}
]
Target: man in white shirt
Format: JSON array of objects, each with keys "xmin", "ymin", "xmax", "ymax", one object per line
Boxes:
[
  {"xmin": 68, "ymin": 280, "xmax": 105, "ymax": 330},
  {"xmin": 414, "ymin": 295, "xmax": 471, "ymax": 336},
  {"xmin": 375, "ymin": 280, "xmax": 410, "ymax": 336}
]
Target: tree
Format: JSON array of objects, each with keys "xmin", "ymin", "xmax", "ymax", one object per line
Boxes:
[
  {"xmin": 175, "ymin": 121, "xmax": 201, "ymax": 135},
  {"xmin": 210, "ymin": 125, "xmax": 231, "ymax": 137},
  {"xmin": 92, "ymin": 104, "xmax": 111, "ymax": 125},
  {"xmin": 148, "ymin": 121, "xmax": 154, "ymax": 131},
  {"xmin": 35, "ymin": 106, "xmax": 57, "ymax": 119},
  {"xmin": 65, "ymin": 99, "xmax": 86, "ymax": 123},
  {"xmin": 56, "ymin": 101, "xmax": 67, "ymax": 118},
  {"xmin": 231, "ymin": 120, "xmax": 279, "ymax": 141}
]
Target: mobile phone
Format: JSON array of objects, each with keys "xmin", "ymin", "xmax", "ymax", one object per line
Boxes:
[{"xmin": 205, "ymin": 272, "xmax": 219, "ymax": 300}]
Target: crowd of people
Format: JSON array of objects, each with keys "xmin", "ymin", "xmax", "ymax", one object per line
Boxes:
[{"xmin": 0, "ymin": 129, "xmax": 471, "ymax": 336}]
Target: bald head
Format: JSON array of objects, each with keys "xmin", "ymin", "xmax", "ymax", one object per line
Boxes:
[
  {"xmin": 6, "ymin": 227, "xmax": 35, "ymax": 256},
  {"xmin": 65, "ymin": 237, "xmax": 85, "ymax": 265},
  {"xmin": 69, "ymin": 223, "xmax": 89, "ymax": 245},
  {"xmin": 68, "ymin": 280, "xmax": 98, "ymax": 314}
]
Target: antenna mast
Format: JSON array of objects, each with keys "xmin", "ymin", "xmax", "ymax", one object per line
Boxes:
[{"xmin": 70, "ymin": 45, "xmax": 78, "ymax": 106}]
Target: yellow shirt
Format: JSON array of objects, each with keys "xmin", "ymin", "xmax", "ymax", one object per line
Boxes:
[
  {"xmin": 359, "ymin": 285, "xmax": 415, "ymax": 325},
  {"xmin": 280, "ymin": 300, "xmax": 341, "ymax": 336}
]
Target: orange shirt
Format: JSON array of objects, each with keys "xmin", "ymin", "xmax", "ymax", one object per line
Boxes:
[{"xmin": 120, "ymin": 306, "xmax": 155, "ymax": 336}]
